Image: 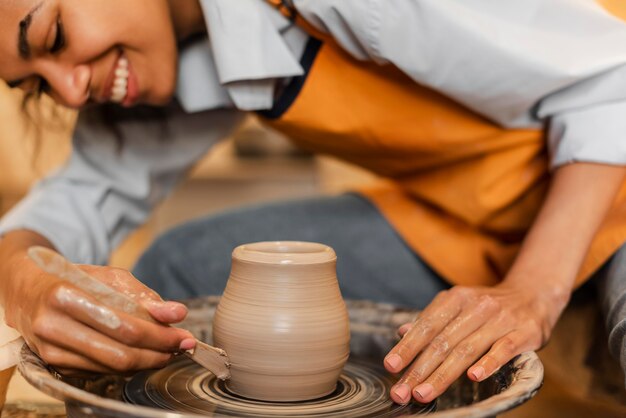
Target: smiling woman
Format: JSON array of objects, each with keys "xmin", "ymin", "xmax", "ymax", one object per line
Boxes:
[
  {"xmin": 0, "ymin": 0, "xmax": 191, "ymax": 108},
  {"xmin": 1, "ymin": 0, "xmax": 626, "ymax": 412}
]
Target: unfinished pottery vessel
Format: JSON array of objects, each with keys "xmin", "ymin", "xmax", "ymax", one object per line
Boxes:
[{"xmin": 212, "ymin": 241, "xmax": 350, "ymax": 401}]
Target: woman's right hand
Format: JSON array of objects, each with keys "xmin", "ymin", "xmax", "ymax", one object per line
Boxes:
[{"xmin": 0, "ymin": 231, "xmax": 195, "ymax": 374}]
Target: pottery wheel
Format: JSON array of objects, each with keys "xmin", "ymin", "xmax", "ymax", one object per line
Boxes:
[{"xmin": 124, "ymin": 357, "xmax": 434, "ymax": 417}]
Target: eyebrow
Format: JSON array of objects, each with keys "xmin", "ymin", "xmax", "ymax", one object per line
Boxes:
[{"xmin": 18, "ymin": 2, "xmax": 44, "ymax": 59}]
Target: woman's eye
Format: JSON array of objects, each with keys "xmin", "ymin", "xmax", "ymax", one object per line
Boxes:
[{"xmin": 50, "ymin": 18, "xmax": 65, "ymax": 53}]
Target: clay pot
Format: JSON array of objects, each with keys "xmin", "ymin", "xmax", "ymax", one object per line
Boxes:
[{"xmin": 213, "ymin": 241, "xmax": 350, "ymax": 401}]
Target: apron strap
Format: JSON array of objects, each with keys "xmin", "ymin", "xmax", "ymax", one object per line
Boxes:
[
  {"xmin": 266, "ymin": 0, "xmax": 330, "ymax": 40},
  {"xmin": 266, "ymin": 0, "xmax": 297, "ymax": 22}
]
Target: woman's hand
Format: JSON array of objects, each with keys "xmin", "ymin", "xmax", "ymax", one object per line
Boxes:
[
  {"xmin": 1, "ymin": 236, "xmax": 195, "ymax": 375},
  {"xmin": 384, "ymin": 163, "xmax": 626, "ymax": 404},
  {"xmin": 384, "ymin": 282, "xmax": 567, "ymax": 404}
]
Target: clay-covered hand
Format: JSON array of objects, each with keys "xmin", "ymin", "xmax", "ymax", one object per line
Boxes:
[
  {"xmin": 3, "ymin": 256, "xmax": 195, "ymax": 375},
  {"xmin": 384, "ymin": 283, "xmax": 566, "ymax": 404}
]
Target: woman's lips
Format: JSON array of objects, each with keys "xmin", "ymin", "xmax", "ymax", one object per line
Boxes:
[{"xmin": 122, "ymin": 58, "xmax": 139, "ymax": 107}]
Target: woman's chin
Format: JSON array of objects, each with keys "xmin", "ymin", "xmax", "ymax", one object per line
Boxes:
[{"xmin": 144, "ymin": 87, "xmax": 176, "ymax": 107}]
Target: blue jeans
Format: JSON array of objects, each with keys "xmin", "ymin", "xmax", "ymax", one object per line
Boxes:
[
  {"xmin": 133, "ymin": 193, "xmax": 626, "ymax": 385},
  {"xmin": 133, "ymin": 194, "xmax": 449, "ymax": 309},
  {"xmin": 597, "ymin": 249, "xmax": 626, "ymax": 387}
]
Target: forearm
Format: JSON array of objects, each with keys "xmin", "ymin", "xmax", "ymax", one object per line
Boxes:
[
  {"xmin": 504, "ymin": 162, "xmax": 626, "ymax": 305},
  {"xmin": 385, "ymin": 162, "xmax": 626, "ymax": 403},
  {"xmin": 0, "ymin": 230, "xmax": 55, "ymax": 308}
]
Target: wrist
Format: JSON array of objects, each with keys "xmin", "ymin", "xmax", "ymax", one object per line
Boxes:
[
  {"xmin": 0, "ymin": 230, "xmax": 55, "ymax": 307},
  {"xmin": 499, "ymin": 274, "xmax": 571, "ymax": 322}
]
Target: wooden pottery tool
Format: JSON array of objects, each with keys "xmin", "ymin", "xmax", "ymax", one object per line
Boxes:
[{"xmin": 27, "ymin": 246, "xmax": 231, "ymax": 380}]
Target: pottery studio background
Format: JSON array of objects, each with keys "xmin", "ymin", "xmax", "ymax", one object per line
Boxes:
[{"xmin": 0, "ymin": 77, "xmax": 625, "ymax": 417}]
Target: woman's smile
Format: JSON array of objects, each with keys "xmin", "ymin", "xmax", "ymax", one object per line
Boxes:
[
  {"xmin": 106, "ymin": 53, "xmax": 129, "ymax": 104},
  {"xmin": 101, "ymin": 52, "xmax": 139, "ymax": 106},
  {"xmin": 0, "ymin": 0, "xmax": 191, "ymax": 109}
]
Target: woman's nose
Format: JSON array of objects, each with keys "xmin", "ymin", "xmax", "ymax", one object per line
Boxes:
[{"xmin": 43, "ymin": 63, "xmax": 91, "ymax": 109}]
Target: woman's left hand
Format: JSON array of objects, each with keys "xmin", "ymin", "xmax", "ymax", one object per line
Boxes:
[{"xmin": 384, "ymin": 282, "xmax": 567, "ymax": 404}]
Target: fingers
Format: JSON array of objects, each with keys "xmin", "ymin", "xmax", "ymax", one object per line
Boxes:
[
  {"xmin": 144, "ymin": 300, "xmax": 189, "ymax": 324},
  {"xmin": 385, "ymin": 290, "xmax": 464, "ymax": 374},
  {"xmin": 409, "ymin": 323, "xmax": 534, "ymax": 403},
  {"xmin": 467, "ymin": 331, "xmax": 529, "ymax": 382},
  {"xmin": 391, "ymin": 301, "xmax": 494, "ymax": 402},
  {"xmin": 35, "ymin": 346, "xmax": 118, "ymax": 375},
  {"xmin": 410, "ymin": 325, "xmax": 504, "ymax": 403},
  {"xmin": 17, "ymin": 263, "xmax": 188, "ymax": 374},
  {"xmin": 50, "ymin": 285, "xmax": 193, "ymax": 352},
  {"xmin": 386, "ymin": 284, "xmax": 552, "ymax": 406},
  {"xmin": 34, "ymin": 313, "xmax": 173, "ymax": 372},
  {"xmin": 79, "ymin": 265, "xmax": 161, "ymax": 303},
  {"xmin": 397, "ymin": 322, "xmax": 412, "ymax": 337},
  {"xmin": 78, "ymin": 266, "xmax": 188, "ymax": 324}
]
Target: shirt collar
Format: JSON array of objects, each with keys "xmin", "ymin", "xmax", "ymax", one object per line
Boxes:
[{"xmin": 176, "ymin": 0, "xmax": 306, "ymax": 112}]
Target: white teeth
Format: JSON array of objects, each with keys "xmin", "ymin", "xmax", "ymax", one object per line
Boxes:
[
  {"xmin": 115, "ymin": 68, "xmax": 129, "ymax": 78},
  {"xmin": 110, "ymin": 55, "xmax": 129, "ymax": 103},
  {"xmin": 114, "ymin": 78, "xmax": 127, "ymax": 88},
  {"xmin": 111, "ymin": 89, "xmax": 126, "ymax": 102},
  {"xmin": 111, "ymin": 93, "xmax": 125, "ymax": 103}
]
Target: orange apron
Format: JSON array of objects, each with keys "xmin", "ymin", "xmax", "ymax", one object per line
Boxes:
[{"xmin": 260, "ymin": 0, "xmax": 626, "ymax": 287}]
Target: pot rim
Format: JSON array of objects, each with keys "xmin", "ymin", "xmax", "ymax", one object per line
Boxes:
[{"xmin": 232, "ymin": 241, "xmax": 337, "ymax": 265}]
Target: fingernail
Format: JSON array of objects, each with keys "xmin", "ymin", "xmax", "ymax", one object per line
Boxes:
[
  {"xmin": 385, "ymin": 354, "xmax": 403, "ymax": 371},
  {"xmin": 470, "ymin": 366, "xmax": 485, "ymax": 381},
  {"xmin": 398, "ymin": 325, "xmax": 411, "ymax": 337},
  {"xmin": 414, "ymin": 383, "xmax": 434, "ymax": 401},
  {"xmin": 392, "ymin": 383, "xmax": 411, "ymax": 404},
  {"xmin": 179, "ymin": 338, "xmax": 196, "ymax": 351}
]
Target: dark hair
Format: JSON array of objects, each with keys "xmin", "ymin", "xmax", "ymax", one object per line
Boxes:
[
  {"xmin": 99, "ymin": 102, "xmax": 171, "ymax": 150},
  {"xmin": 20, "ymin": 88, "xmax": 72, "ymax": 167}
]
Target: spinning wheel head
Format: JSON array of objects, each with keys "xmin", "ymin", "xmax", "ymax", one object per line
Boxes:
[{"xmin": 124, "ymin": 357, "xmax": 435, "ymax": 417}]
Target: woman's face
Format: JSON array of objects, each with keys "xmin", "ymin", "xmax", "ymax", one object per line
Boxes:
[{"xmin": 0, "ymin": 0, "xmax": 178, "ymax": 109}]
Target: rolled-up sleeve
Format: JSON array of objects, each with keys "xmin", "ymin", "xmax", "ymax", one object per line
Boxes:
[
  {"xmin": 538, "ymin": 61, "xmax": 626, "ymax": 168},
  {"xmin": 547, "ymin": 100, "xmax": 626, "ymax": 168},
  {"xmin": 0, "ymin": 104, "xmax": 243, "ymax": 264}
]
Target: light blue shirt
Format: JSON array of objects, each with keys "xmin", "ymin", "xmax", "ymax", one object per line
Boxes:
[{"xmin": 3, "ymin": 0, "xmax": 626, "ymax": 265}]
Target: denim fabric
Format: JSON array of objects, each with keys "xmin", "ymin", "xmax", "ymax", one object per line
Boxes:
[
  {"xmin": 597, "ymin": 246, "xmax": 626, "ymax": 387},
  {"xmin": 133, "ymin": 194, "xmax": 449, "ymax": 309}
]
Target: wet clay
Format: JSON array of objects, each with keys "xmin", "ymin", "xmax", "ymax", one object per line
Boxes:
[
  {"xmin": 188, "ymin": 341, "xmax": 231, "ymax": 381},
  {"xmin": 213, "ymin": 242, "xmax": 351, "ymax": 402},
  {"xmin": 29, "ymin": 246, "xmax": 231, "ymax": 379},
  {"xmin": 55, "ymin": 287, "xmax": 122, "ymax": 330}
]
